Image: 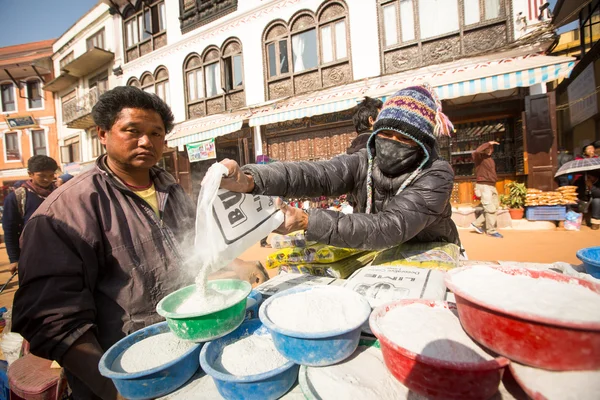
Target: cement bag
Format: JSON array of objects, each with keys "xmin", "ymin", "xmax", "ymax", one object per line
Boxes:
[
  {"xmin": 278, "ymin": 252, "xmax": 376, "ymax": 279},
  {"xmin": 344, "ymin": 265, "xmax": 447, "ymax": 308},
  {"xmin": 271, "ymin": 231, "xmax": 313, "ymax": 249},
  {"xmin": 266, "ymin": 244, "xmax": 363, "ymax": 267},
  {"xmin": 372, "ymin": 242, "xmax": 461, "ymax": 271},
  {"xmin": 195, "ymin": 163, "xmax": 284, "ymax": 276}
]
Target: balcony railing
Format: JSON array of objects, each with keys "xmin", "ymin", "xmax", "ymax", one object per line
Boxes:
[{"xmin": 63, "ymin": 87, "xmax": 106, "ymax": 129}]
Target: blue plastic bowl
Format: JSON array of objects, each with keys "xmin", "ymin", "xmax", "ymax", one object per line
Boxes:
[
  {"xmin": 200, "ymin": 319, "xmax": 298, "ymax": 400},
  {"xmin": 577, "ymin": 246, "xmax": 600, "ymax": 278},
  {"xmin": 245, "ymin": 290, "xmax": 263, "ymax": 320},
  {"xmin": 259, "ymin": 286, "xmax": 371, "ymax": 367},
  {"xmin": 98, "ymin": 322, "xmax": 202, "ymax": 400}
]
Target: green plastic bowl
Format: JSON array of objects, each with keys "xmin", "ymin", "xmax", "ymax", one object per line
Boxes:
[{"xmin": 156, "ymin": 279, "xmax": 251, "ymax": 342}]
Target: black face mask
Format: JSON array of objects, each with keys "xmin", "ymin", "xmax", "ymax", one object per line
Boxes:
[{"xmin": 374, "ymin": 136, "xmax": 423, "ymax": 175}]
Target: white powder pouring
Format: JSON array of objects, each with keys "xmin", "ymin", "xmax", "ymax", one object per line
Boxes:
[
  {"xmin": 378, "ymin": 303, "xmax": 494, "ymax": 363},
  {"xmin": 112, "ymin": 332, "xmax": 195, "ymax": 373},
  {"xmin": 213, "ymin": 332, "xmax": 289, "ymax": 376},
  {"xmin": 306, "ymin": 345, "xmax": 425, "ymax": 400},
  {"xmin": 267, "ymin": 287, "xmax": 369, "ymax": 333},
  {"xmin": 176, "ymin": 288, "xmax": 245, "ymax": 314},
  {"xmin": 511, "ymin": 362, "xmax": 600, "ymax": 400},
  {"xmin": 450, "ymin": 267, "xmax": 600, "ymax": 323}
]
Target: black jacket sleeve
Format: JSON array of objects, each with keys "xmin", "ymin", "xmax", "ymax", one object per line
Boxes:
[
  {"xmin": 12, "ymin": 215, "xmax": 98, "ymax": 362},
  {"xmin": 2, "ymin": 192, "xmax": 22, "ymax": 263},
  {"xmin": 305, "ymin": 166, "xmax": 454, "ymax": 250},
  {"xmin": 242, "ymin": 153, "xmax": 362, "ymax": 198}
]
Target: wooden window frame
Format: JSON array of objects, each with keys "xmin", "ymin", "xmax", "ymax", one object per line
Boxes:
[
  {"xmin": 122, "ymin": 0, "xmax": 167, "ymax": 63},
  {"xmin": 86, "ymin": 28, "xmax": 106, "ymax": 51},
  {"xmin": 154, "ymin": 66, "xmax": 170, "ymax": 105},
  {"xmin": 90, "ymin": 131, "xmax": 105, "ymax": 158},
  {"xmin": 32, "ymin": 129, "xmax": 47, "ymax": 156},
  {"xmin": 4, "ymin": 132, "xmax": 20, "ymax": 162},
  {"xmin": 0, "ymin": 82, "xmax": 17, "ymax": 113},
  {"xmin": 25, "ymin": 79, "xmax": 44, "ymax": 110},
  {"xmin": 61, "ymin": 136, "xmax": 81, "ymax": 164}
]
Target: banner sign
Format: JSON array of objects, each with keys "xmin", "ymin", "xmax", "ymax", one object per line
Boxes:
[
  {"xmin": 187, "ymin": 138, "xmax": 216, "ymax": 162},
  {"xmin": 5, "ymin": 115, "xmax": 37, "ymax": 129}
]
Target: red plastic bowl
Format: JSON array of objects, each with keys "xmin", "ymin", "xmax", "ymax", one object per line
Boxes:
[
  {"xmin": 369, "ymin": 299, "xmax": 509, "ymax": 400},
  {"xmin": 445, "ymin": 266, "xmax": 600, "ymax": 371}
]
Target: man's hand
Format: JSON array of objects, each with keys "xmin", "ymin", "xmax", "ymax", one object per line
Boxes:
[
  {"xmin": 489, "ymin": 141, "xmax": 500, "ymax": 145},
  {"xmin": 219, "ymin": 159, "xmax": 254, "ymax": 193},
  {"xmin": 274, "ymin": 198, "xmax": 309, "ymax": 234},
  {"xmin": 9, "ymin": 262, "xmax": 17, "ymax": 275}
]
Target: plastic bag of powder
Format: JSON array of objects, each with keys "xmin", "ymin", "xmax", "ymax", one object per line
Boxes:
[{"xmin": 194, "ymin": 163, "xmax": 284, "ymax": 277}]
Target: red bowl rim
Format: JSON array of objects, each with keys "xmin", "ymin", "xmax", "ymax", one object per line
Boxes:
[
  {"xmin": 369, "ymin": 299, "xmax": 510, "ymax": 372},
  {"xmin": 445, "ymin": 266, "xmax": 600, "ymax": 331}
]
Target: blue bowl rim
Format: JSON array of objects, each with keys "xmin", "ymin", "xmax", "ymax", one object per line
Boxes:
[
  {"xmin": 156, "ymin": 280, "xmax": 252, "ymax": 319},
  {"xmin": 258, "ymin": 285, "xmax": 372, "ymax": 339},
  {"xmin": 98, "ymin": 321, "xmax": 202, "ymax": 379},
  {"xmin": 199, "ymin": 319, "xmax": 297, "ymax": 383},
  {"xmin": 577, "ymin": 246, "xmax": 600, "ymax": 267}
]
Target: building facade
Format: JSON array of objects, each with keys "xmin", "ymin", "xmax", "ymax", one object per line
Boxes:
[
  {"xmin": 93, "ymin": 0, "xmax": 573, "ymax": 201},
  {"xmin": 44, "ymin": 3, "xmax": 120, "ymax": 174},
  {"xmin": 0, "ymin": 39, "xmax": 58, "ymax": 202}
]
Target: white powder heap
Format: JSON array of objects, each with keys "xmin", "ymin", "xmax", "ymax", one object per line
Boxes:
[
  {"xmin": 213, "ymin": 333, "xmax": 289, "ymax": 376},
  {"xmin": 112, "ymin": 332, "xmax": 195, "ymax": 373},
  {"xmin": 176, "ymin": 288, "xmax": 245, "ymax": 314},
  {"xmin": 307, "ymin": 345, "xmax": 425, "ymax": 400},
  {"xmin": 511, "ymin": 363, "xmax": 600, "ymax": 400},
  {"xmin": 267, "ymin": 287, "xmax": 368, "ymax": 333},
  {"xmin": 379, "ymin": 303, "xmax": 494, "ymax": 363},
  {"xmin": 451, "ymin": 267, "xmax": 600, "ymax": 323}
]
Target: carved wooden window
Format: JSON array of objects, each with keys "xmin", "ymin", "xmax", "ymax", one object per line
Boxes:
[
  {"xmin": 263, "ymin": 0, "xmax": 352, "ymax": 100},
  {"xmin": 123, "ymin": 0, "xmax": 167, "ymax": 63},
  {"xmin": 179, "ymin": 0, "xmax": 238, "ymax": 34},
  {"xmin": 154, "ymin": 67, "xmax": 170, "ymax": 105},
  {"xmin": 184, "ymin": 38, "xmax": 246, "ymax": 119},
  {"xmin": 127, "ymin": 77, "xmax": 140, "ymax": 88},
  {"xmin": 86, "ymin": 28, "xmax": 105, "ymax": 51},
  {"xmin": 464, "ymin": 0, "xmax": 501, "ymax": 25},
  {"xmin": 140, "ymin": 72, "xmax": 154, "ymax": 94}
]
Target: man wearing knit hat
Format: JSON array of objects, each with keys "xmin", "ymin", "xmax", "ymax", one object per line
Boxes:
[{"xmin": 219, "ymin": 85, "xmax": 460, "ymax": 250}]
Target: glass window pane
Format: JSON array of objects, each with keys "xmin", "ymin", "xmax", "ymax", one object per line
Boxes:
[
  {"xmin": 485, "ymin": 0, "xmax": 500, "ymax": 20},
  {"xmin": 292, "ymin": 29, "xmax": 318, "ymax": 73},
  {"xmin": 165, "ymin": 81, "xmax": 170, "ymax": 105},
  {"xmin": 224, "ymin": 57, "xmax": 233, "ymax": 91},
  {"xmin": 126, "ymin": 21, "xmax": 133, "ymax": 47},
  {"xmin": 156, "ymin": 83, "xmax": 164, "ymax": 101},
  {"xmin": 143, "ymin": 86, "xmax": 154, "ymax": 94},
  {"xmin": 205, "ymin": 62, "xmax": 221, "ymax": 97},
  {"xmin": 196, "ymin": 70, "xmax": 204, "ymax": 99},
  {"xmin": 187, "ymin": 71, "xmax": 196, "ymax": 101},
  {"xmin": 233, "ymin": 55, "xmax": 243, "ymax": 87},
  {"xmin": 383, "ymin": 3, "xmax": 398, "ymax": 46},
  {"xmin": 419, "ymin": 0, "xmax": 458, "ymax": 39},
  {"xmin": 335, "ymin": 20, "xmax": 347, "ymax": 59},
  {"xmin": 1, "ymin": 84, "xmax": 15, "ymax": 112},
  {"xmin": 159, "ymin": 3, "xmax": 166, "ymax": 31},
  {"xmin": 321, "ymin": 25, "xmax": 333, "ymax": 63},
  {"xmin": 464, "ymin": 0, "xmax": 480, "ymax": 25},
  {"xmin": 279, "ymin": 40, "xmax": 289, "ymax": 74},
  {"xmin": 267, "ymin": 43, "xmax": 277, "ymax": 77},
  {"xmin": 400, "ymin": 0, "xmax": 415, "ymax": 41}
]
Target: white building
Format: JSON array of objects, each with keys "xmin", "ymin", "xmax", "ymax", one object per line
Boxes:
[{"xmin": 45, "ymin": 2, "xmax": 121, "ymax": 173}]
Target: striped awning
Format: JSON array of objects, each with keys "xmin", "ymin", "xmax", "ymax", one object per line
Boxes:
[
  {"xmin": 249, "ymin": 97, "xmax": 359, "ymax": 127},
  {"xmin": 166, "ymin": 110, "xmax": 248, "ymax": 150}
]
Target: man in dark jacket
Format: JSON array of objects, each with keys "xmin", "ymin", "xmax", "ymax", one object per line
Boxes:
[
  {"xmin": 346, "ymin": 96, "xmax": 383, "ymax": 154},
  {"xmin": 576, "ymin": 171, "xmax": 600, "ymax": 230},
  {"xmin": 12, "ymin": 87, "xmax": 264, "ymax": 400},
  {"xmin": 221, "ymin": 86, "xmax": 460, "ymax": 249},
  {"xmin": 2, "ymin": 155, "xmax": 58, "ymax": 274}
]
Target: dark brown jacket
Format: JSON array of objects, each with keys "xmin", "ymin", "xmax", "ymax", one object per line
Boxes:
[
  {"xmin": 473, "ymin": 143, "xmax": 497, "ymax": 186},
  {"xmin": 12, "ymin": 156, "xmax": 196, "ymax": 362}
]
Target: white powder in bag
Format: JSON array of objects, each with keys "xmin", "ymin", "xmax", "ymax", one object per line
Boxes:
[
  {"xmin": 306, "ymin": 345, "xmax": 426, "ymax": 400},
  {"xmin": 378, "ymin": 303, "xmax": 494, "ymax": 363},
  {"xmin": 450, "ymin": 267, "xmax": 600, "ymax": 323},
  {"xmin": 112, "ymin": 332, "xmax": 195, "ymax": 373},
  {"xmin": 511, "ymin": 362, "xmax": 600, "ymax": 400},
  {"xmin": 176, "ymin": 288, "xmax": 245, "ymax": 314},
  {"xmin": 267, "ymin": 287, "xmax": 368, "ymax": 333},
  {"xmin": 213, "ymin": 333, "xmax": 288, "ymax": 376}
]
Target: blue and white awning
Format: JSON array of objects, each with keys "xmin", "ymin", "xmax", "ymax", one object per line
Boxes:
[
  {"xmin": 167, "ymin": 118, "xmax": 245, "ymax": 151},
  {"xmin": 249, "ymin": 97, "xmax": 358, "ymax": 127}
]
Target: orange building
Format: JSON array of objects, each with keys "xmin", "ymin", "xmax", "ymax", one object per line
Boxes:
[{"xmin": 0, "ymin": 39, "xmax": 58, "ymax": 202}]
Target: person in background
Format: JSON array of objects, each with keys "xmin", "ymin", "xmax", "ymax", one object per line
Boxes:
[
  {"xmin": 346, "ymin": 96, "xmax": 383, "ymax": 154},
  {"xmin": 12, "ymin": 86, "xmax": 267, "ymax": 400},
  {"xmin": 2, "ymin": 155, "xmax": 58, "ymax": 274},
  {"xmin": 577, "ymin": 142, "xmax": 599, "ymax": 159},
  {"xmin": 576, "ymin": 171, "xmax": 600, "ymax": 230},
  {"xmin": 219, "ymin": 85, "xmax": 460, "ymax": 250},
  {"xmin": 471, "ymin": 141, "xmax": 503, "ymax": 238},
  {"xmin": 57, "ymin": 173, "xmax": 74, "ymax": 186},
  {"xmin": 595, "ymin": 140, "xmax": 600, "ymax": 157},
  {"xmin": 556, "ymin": 147, "xmax": 574, "ymax": 187}
]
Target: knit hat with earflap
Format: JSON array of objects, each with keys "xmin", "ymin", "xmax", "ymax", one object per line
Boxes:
[{"xmin": 365, "ymin": 85, "xmax": 454, "ymax": 213}]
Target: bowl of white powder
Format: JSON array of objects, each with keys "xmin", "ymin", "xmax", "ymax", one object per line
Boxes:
[
  {"xmin": 369, "ymin": 299, "xmax": 509, "ymax": 400},
  {"xmin": 445, "ymin": 265, "xmax": 600, "ymax": 371},
  {"xmin": 200, "ymin": 319, "xmax": 298, "ymax": 400},
  {"xmin": 98, "ymin": 322, "xmax": 201, "ymax": 399},
  {"xmin": 157, "ymin": 279, "xmax": 252, "ymax": 342},
  {"xmin": 259, "ymin": 286, "xmax": 372, "ymax": 366}
]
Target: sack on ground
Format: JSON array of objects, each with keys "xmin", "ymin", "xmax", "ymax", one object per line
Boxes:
[
  {"xmin": 278, "ymin": 252, "xmax": 376, "ymax": 279},
  {"xmin": 267, "ymin": 244, "xmax": 363, "ymax": 267},
  {"xmin": 344, "ymin": 265, "xmax": 447, "ymax": 308},
  {"xmin": 194, "ymin": 163, "xmax": 284, "ymax": 276},
  {"xmin": 372, "ymin": 242, "xmax": 461, "ymax": 270}
]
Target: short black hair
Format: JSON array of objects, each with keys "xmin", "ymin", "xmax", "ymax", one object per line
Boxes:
[
  {"xmin": 91, "ymin": 86, "xmax": 174, "ymax": 133},
  {"xmin": 28, "ymin": 155, "xmax": 58, "ymax": 173},
  {"xmin": 352, "ymin": 97, "xmax": 383, "ymax": 134}
]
